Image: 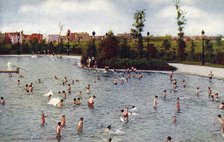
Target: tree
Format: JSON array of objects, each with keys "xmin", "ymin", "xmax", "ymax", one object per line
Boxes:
[
  {"xmin": 58, "ymin": 38, "xmax": 64, "ymax": 54},
  {"xmin": 119, "ymin": 38, "xmax": 130, "ymax": 58},
  {"xmin": 205, "ymin": 39, "xmax": 213, "ymax": 63},
  {"xmin": 162, "ymin": 39, "xmax": 171, "ymax": 51},
  {"xmin": 189, "ymin": 39, "xmax": 195, "ymax": 61},
  {"xmin": 98, "ymin": 31, "xmax": 119, "ymax": 59},
  {"xmin": 174, "ymin": 0, "xmax": 187, "ymax": 60},
  {"xmin": 131, "ymin": 10, "xmax": 146, "ymax": 58},
  {"xmin": 58, "ymin": 21, "xmax": 64, "ymax": 45},
  {"xmin": 216, "ymin": 35, "xmax": 222, "ymax": 46}
]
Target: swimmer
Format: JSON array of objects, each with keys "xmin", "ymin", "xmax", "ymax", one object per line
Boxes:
[
  {"xmin": 138, "ymin": 73, "xmax": 143, "ymax": 79},
  {"xmin": 103, "ymin": 125, "xmax": 111, "ymax": 133},
  {"xmin": 25, "ymin": 84, "xmax": 29, "ymax": 92},
  {"xmin": 71, "ymin": 79, "xmax": 74, "ymax": 85},
  {"xmin": 86, "ymin": 84, "xmax": 91, "ymax": 94},
  {"xmin": 176, "ymin": 97, "xmax": 180, "ymax": 113},
  {"xmin": 61, "ymin": 115, "xmax": 66, "ymax": 127},
  {"xmin": 17, "ymin": 80, "xmax": 20, "ymax": 85},
  {"xmin": 166, "ymin": 136, "xmax": 172, "ymax": 142},
  {"xmin": 182, "ymin": 79, "xmax": 186, "ymax": 88},
  {"xmin": 163, "ymin": 90, "xmax": 167, "ymax": 98},
  {"xmin": 38, "ymin": 79, "xmax": 41, "ymax": 83},
  {"xmin": 107, "ymin": 137, "xmax": 112, "ymax": 142},
  {"xmin": 77, "ymin": 117, "xmax": 84, "ymax": 132},
  {"xmin": 208, "ymin": 71, "xmax": 214, "ymax": 81},
  {"xmin": 169, "ymin": 71, "xmax": 173, "ymax": 81},
  {"xmin": 67, "ymin": 84, "xmax": 71, "ymax": 94},
  {"xmin": 113, "ymin": 79, "xmax": 118, "ymax": 85},
  {"xmin": 48, "ymin": 95, "xmax": 52, "ymax": 101},
  {"xmin": 131, "ymin": 106, "xmax": 137, "ymax": 111},
  {"xmin": 153, "ymin": 96, "xmax": 158, "ymax": 109},
  {"xmin": 73, "ymin": 98, "xmax": 77, "ymax": 105},
  {"xmin": 57, "ymin": 99, "xmax": 64, "ymax": 108},
  {"xmin": 28, "ymin": 85, "xmax": 32, "ymax": 93},
  {"xmin": 0, "ymin": 97, "xmax": 5, "ymax": 105},
  {"xmin": 219, "ymin": 102, "xmax": 224, "ymax": 109},
  {"xmin": 196, "ymin": 87, "xmax": 200, "ymax": 96},
  {"xmin": 78, "ymin": 91, "xmax": 82, "ymax": 99},
  {"xmin": 172, "ymin": 116, "xmax": 176, "ymax": 123},
  {"xmin": 213, "ymin": 114, "xmax": 224, "ymax": 133},
  {"xmin": 54, "ymin": 76, "xmax": 58, "ymax": 79},
  {"xmin": 214, "ymin": 93, "xmax": 219, "ymax": 100},
  {"xmin": 56, "ymin": 122, "xmax": 62, "ymax": 138},
  {"xmin": 88, "ymin": 96, "xmax": 96, "ymax": 108},
  {"xmin": 76, "ymin": 98, "xmax": 81, "ymax": 105},
  {"xmin": 208, "ymin": 87, "xmax": 212, "ymax": 98},
  {"xmin": 63, "ymin": 76, "xmax": 68, "ymax": 83},
  {"xmin": 62, "ymin": 91, "xmax": 66, "ymax": 99},
  {"xmin": 172, "ymin": 79, "xmax": 177, "ymax": 90},
  {"xmin": 41, "ymin": 112, "xmax": 47, "ymax": 126},
  {"xmin": 122, "ymin": 107, "xmax": 129, "ymax": 122}
]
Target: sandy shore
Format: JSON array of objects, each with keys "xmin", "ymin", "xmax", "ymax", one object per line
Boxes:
[{"xmin": 169, "ymin": 63, "xmax": 224, "ymax": 79}]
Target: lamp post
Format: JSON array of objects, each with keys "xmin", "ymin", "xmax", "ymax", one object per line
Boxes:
[
  {"xmin": 147, "ymin": 32, "xmax": 150, "ymax": 59},
  {"xmin": 67, "ymin": 29, "xmax": 71, "ymax": 55},
  {"xmin": 17, "ymin": 32, "xmax": 20, "ymax": 55},
  {"xmin": 92, "ymin": 31, "xmax": 96, "ymax": 57},
  {"xmin": 201, "ymin": 30, "xmax": 205, "ymax": 65}
]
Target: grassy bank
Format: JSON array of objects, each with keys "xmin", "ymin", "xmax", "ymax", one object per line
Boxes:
[{"xmin": 177, "ymin": 61, "xmax": 224, "ymax": 68}]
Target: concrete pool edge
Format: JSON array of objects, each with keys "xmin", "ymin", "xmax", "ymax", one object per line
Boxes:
[{"xmin": 169, "ymin": 63, "xmax": 224, "ymax": 80}]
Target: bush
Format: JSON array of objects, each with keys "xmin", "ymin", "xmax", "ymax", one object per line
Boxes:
[{"xmin": 97, "ymin": 58, "xmax": 176, "ymax": 71}]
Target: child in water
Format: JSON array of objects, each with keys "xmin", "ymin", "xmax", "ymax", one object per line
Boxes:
[{"xmin": 41, "ymin": 112, "xmax": 47, "ymax": 126}]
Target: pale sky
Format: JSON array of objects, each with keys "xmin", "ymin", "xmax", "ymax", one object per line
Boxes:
[{"xmin": 0, "ymin": 0, "xmax": 223, "ymax": 36}]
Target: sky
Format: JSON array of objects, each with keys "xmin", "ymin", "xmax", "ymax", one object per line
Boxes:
[{"xmin": 0, "ymin": 0, "xmax": 223, "ymax": 36}]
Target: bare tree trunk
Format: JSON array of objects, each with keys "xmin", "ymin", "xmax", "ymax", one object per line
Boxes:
[{"xmin": 58, "ymin": 21, "xmax": 64, "ymax": 45}]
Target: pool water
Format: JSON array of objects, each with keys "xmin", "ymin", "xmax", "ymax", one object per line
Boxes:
[{"xmin": 0, "ymin": 56, "xmax": 224, "ymax": 142}]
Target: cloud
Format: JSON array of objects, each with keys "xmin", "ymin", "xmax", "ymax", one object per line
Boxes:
[
  {"xmin": 18, "ymin": 0, "xmax": 114, "ymax": 14},
  {"xmin": 1, "ymin": 0, "xmax": 223, "ymax": 36}
]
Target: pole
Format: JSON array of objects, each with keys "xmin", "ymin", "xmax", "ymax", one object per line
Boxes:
[
  {"xmin": 67, "ymin": 37, "xmax": 70, "ymax": 55},
  {"xmin": 202, "ymin": 38, "xmax": 205, "ymax": 65},
  {"xmin": 201, "ymin": 30, "xmax": 205, "ymax": 65}
]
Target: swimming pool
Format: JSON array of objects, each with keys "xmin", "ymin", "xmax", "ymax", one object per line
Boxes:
[{"xmin": 0, "ymin": 55, "xmax": 224, "ymax": 142}]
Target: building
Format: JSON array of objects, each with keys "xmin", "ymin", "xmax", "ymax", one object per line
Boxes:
[
  {"xmin": 5, "ymin": 32, "xmax": 23, "ymax": 44},
  {"xmin": 117, "ymin": 33, "xmax": 132, "ymax": 39},
  {"xmin": 28, "ymin": 33, "xmax": 43, "ymax": 42},
  {"xmin": 43, "ymin": 34, "xmax": 59, "ymax": 43},
  {"xmin": 71, "ymin": 32, "xmax": 90, "ymax": 42},
  {"xmin": 0, "ymin": 33, "xmax": 5, "ymax": 43}
]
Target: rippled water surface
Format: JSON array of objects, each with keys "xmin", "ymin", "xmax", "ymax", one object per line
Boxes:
[{"xmin": 0, "ymin": 56, "xmax": 224, "ymax": 142}]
